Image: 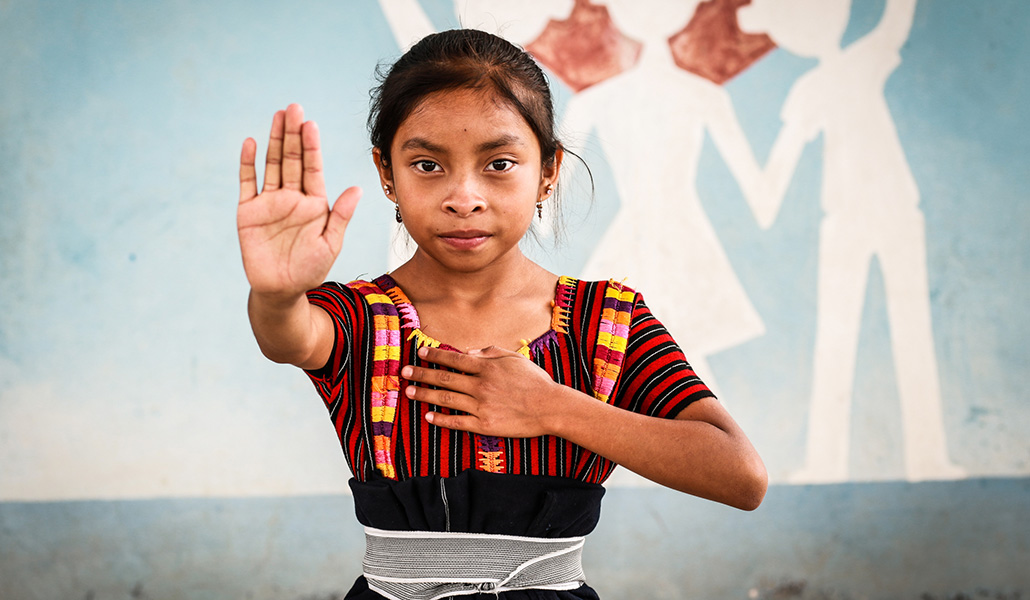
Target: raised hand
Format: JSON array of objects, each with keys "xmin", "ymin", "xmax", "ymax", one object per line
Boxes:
[
  {"xmin": 238, "ymin": 104, "xmax": 361, "ymax": 298},
  {"xmin": 401, "ymin": 346, "xmax": 564, "ymax": 438}
]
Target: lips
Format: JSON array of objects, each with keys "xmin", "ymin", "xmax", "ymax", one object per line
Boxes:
[{"xmin": 438, "ymin": 229, "xmax": 491, "ymax": 250}]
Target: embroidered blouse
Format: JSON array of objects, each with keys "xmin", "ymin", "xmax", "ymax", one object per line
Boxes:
[{"xmin": 304, "ymin": 274, "xmax": 714, "ymax": 484}]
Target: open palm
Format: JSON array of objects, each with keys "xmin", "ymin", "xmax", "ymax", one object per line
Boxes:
[{"xmin": 237, "ymin": 104, "xmax": 361, "ymax": 297}]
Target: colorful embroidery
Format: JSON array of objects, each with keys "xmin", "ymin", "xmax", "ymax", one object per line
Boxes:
[
  {"xmin": 591, "ymin": 280, "xmax": 635, "ymax": 404},
  {"xmin": 346, "ymin": 280, "xmax": 401, "ymax": 479},
  {"xmin": 349, "ymin": 274, "xmax": 596, "ymax": 479},
  {"xmin": 476, "ymin": 434, "xmax": 506, "ymax": 473},
  {"xmin": 552, "ymin": 276, "xmax": 576, "ymax": 334}
]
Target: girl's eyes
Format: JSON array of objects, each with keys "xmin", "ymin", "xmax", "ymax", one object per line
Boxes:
[
  {"xmin": 412, "ymin": 159, "xmax": 515, "ymax": 173},
  {"xmin": 486, "ymin": 159, "xmax": 514, "ymax": 172}
]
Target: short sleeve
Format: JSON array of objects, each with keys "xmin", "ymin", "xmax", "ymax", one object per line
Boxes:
[
  {"xmin": 610, "ymin": 293, "xmax": 716, "ymax": 419},
  {"xmin": 303, "ymin": 282, "xmax": 362, "ymax": 389}
]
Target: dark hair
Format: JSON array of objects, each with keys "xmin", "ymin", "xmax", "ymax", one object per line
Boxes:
[
  {"xmin": 369, "ymin": 29, "xmax": 558, "ymax": 166},
  {"xmin": 368, "ymin": 28, "xmax": 593, "ymax": 242}
]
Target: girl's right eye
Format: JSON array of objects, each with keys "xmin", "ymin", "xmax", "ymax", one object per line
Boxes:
[{"xmin": 414, "ymin": 160, "xmax": 440, "ymax": 173}]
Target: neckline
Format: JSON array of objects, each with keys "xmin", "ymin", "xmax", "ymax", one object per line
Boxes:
[{"xmin": 373, "ymin": 273, "xmax": 577, "ymax": 356}]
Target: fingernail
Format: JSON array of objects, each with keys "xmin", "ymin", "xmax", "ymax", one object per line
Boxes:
[
  {"xmin": 425, "ymin": 412, "xmax": 435, "ymax": 423},
  {"xmin": 405, "ymin": 386, "xmax": 415, "ymax": 398},
  {"xmin": 418, "ymin": 347, "xmax": 428, "ymax": 357},
  {"xmin": 401, "ymin": 366, "xmax": 412, "ymax": 378}
]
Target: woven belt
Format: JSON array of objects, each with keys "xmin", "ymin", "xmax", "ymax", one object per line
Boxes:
[{"xmin": 362, "ymin": 526, "xmax": 587, "ymax": 600}]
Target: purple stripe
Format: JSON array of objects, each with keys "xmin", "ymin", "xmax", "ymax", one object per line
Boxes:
[{"xmin": 528, "ymin": 330, "xmax": 558, "ymax": 354}]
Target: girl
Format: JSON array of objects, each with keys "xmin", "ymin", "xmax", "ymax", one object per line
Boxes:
[{"xmin": 238, "ymin": 29, "xmax": 766, "ymax": 600}]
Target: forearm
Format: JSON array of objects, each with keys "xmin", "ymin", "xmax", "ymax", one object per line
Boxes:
[
  {"xmin": 548, "ymin": 386, "xmax": 768, "ymax": 510},
  {"xmin": 247, "ymin": 289, "xmax": 331, "ymax": 368}
]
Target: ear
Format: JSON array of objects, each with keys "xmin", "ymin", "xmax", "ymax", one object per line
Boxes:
[
  {"xmin": 372, "ymin": 148, "xmax": 394, "ymax": 200},
  {"xmin": 539, "ymin": 146, "xmax": 564, "ymax": 197}
]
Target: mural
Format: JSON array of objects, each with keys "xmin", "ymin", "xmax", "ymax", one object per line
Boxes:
[
  {"xmin": 739, "ymin": 0, "xmax": 963, "ymax": 483},
  {"xmin": 529, "ymin": 0, "xmax": 770, "ymax": 397},
  {"xmin": 408, "ymin": 0, "xmax": 968, "ymax": 484},
  {"xmin": 0, "ymin": 0, "xmax": 1018, "ymax": 503}
]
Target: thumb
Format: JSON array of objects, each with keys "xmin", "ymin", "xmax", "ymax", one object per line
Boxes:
[{"xmin": 324, "ymin": 186, "xmax": 362, "ymax": 251}]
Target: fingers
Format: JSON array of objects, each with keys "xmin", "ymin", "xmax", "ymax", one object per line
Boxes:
[
  {"xmin": 402, "ymin": 362, "xmax": 474, "ymax": 395},
  {"xmin": 281, "ymin": 104, "xmax": 304, "ymax": 191},
  {"xmin": 425, "ymin": 410, "xmax": 478, "ymax": 432},
  {"xmin": 416, "ymin": 346, "xmax": 484, "ymax": 374},
  {"xmin": 301, "ymin": 120, "xmax": 326, "ymax": 198},
  {"xmin": 324, "ymin": 186, "xmax": 362, "ymax": 252},
  {"xmin": 262, "ymin": 110, "xmax": 285, "ymax": 191},
  {"xmin": 239, "ymin": 138, "xmax": 258, "ymax": 203}
]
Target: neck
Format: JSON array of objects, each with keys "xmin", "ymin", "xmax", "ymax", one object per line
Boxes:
[
  {"xmin": 391, "ymin": 248, "xmax": 547, "ymax": 307},
  {"xmin": 632, "ymin": 38, "xmax": 678, "ymax": 72}
]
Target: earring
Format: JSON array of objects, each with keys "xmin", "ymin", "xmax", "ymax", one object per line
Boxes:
[
  {"xmin": 537, "ymin": 185, "xmax": 553, "ymax": 219},
  {"xmin": 383, "ymin": 184, "xmax": 391, "ymax": 196},
  {"xmin": 395, "ymin": 205, "xmax": 402, "ymax": 223}
]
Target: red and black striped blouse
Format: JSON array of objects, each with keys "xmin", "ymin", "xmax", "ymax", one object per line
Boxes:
[{"xmin": 304, "ymin": 275, "xmax": 714, "ymax": 484}]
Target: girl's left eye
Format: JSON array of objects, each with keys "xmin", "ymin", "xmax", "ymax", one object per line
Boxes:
[
  {"xmin": 487, "ymin": 159, "xmax": 514, "ymax": 171},
  {"xmin": 415, "ymin": 160, "xmax": 440, "ymax": 172}
]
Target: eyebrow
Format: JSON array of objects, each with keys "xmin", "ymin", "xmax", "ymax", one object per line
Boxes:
[
  {"xmin": 476, "ymin": 134, "xmax": 525, "ymax": 153},
  {"xmin": 398, "ymin": 134, "xmax": 526, "ymax": 154}
]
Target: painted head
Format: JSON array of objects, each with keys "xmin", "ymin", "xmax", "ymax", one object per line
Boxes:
[
  {"xmin": 738, "ymin": 0, "xmax": 852, "ymax": 58},
  {"xmin": 368, "ymin": 29, "xmax": 566, "ymax": 267}
]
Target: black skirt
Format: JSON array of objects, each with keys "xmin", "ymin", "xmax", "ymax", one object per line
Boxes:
[{"xmin": 345, "ymin": 469, "xmax": 606, "ymax": 600}]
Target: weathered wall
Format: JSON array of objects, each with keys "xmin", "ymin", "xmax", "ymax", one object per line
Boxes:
[{"xmin": 1, "ymin": 0, "xmax": 1027, "ymax": 597}]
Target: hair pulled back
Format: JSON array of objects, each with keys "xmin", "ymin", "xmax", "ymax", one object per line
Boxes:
[{"xmin": 369, "ymin": 29, "xmax": 560, "ymax": 168}]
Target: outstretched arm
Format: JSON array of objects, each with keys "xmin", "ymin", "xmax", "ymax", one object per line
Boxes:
[
  {"xmin": 238, "ymin": 104, "xmax": 361, "ymax": 369},
  {"xmin": 757, "ymin": 117, "xmax": 811, "ymax": 229},
  {"xmin": 705, "ymin": 89, "xmax": 770, "ymax": 228},
  {"xmin": 868, "ymin": 0, "xmax": 918, "ymax": 53},
  {"xmin": 403, "ymin": 346, "xmax": 768, "ymax": 511}
]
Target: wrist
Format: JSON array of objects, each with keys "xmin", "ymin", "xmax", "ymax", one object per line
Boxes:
[
  {"xmin": 249, "ymin": 288, "xmax": 310, "ymax": 312},
  {"xmin": 544, "ymin": 382, "xmax": 592, "ymax": 439}
]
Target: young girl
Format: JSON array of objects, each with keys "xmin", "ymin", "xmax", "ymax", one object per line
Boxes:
[{"xmin": 238, "ymin": 29, "xmax": 766, "ymax": 600}]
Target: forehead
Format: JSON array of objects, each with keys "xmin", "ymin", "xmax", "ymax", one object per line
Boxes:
[{"xmin": 393, "ymin": 88, "xmax": 539, "ymax": 151}]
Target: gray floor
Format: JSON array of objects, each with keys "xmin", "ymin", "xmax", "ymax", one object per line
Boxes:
[{"xmin": 2, "ymin": 477, "xmax": 1027, "ymax": 600}]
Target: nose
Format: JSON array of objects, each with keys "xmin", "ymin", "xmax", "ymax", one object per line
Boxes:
[{"xmin": 442, "ymin": 174, "xmax": 487, "ymax": 217}]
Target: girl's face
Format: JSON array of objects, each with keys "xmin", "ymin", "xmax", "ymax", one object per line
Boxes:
[{"xmin": 375, "ymin": 88, "xmax": 559, "ymax": 274}]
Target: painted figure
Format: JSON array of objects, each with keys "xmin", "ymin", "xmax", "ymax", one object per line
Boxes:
[
  {"xmin": 739, "ymin": 0, "xmax": 964, "ymax": 482},
  {"xmin": 560, "ymin": 0, "xmax": 767, "ymax": 393}
]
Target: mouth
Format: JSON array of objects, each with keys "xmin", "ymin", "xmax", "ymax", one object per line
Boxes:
[{"xmin": 438, "ymin": 230, "xmax": 491, "ymax": 250}]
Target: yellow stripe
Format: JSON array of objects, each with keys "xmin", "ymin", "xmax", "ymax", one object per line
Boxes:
[{"xmin": 370, "ymin": 405, "xmax": 396, "ymax": 422}]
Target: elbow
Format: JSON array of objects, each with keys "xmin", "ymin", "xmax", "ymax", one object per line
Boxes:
[
  {"xmin": 255, "ymin": 337, "xmax": 318, "ymax": 367},
  {"xmin": 733, "ymin": 456, "xmax": 769, "ymax": 511}
]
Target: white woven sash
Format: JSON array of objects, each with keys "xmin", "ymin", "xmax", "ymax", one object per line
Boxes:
[{"xmin": 362, "ymin": 527, "xmax": 587, "ymax": 600}]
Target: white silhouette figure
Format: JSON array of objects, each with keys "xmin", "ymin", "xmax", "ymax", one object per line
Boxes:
[
  {"xmin": 377, "ymin": 0, "xmax": 575, "ymax": 270},
  {"xmin": 561, "ymin": 0, "xmax": 767, "ymax": 393},
  {"xmin": 739, "ymin": 0, "xmax": 965, "ymax": 483}
]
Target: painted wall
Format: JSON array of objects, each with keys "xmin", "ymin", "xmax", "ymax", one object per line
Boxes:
[{"xmin": 1, "ymin": 0, "xmax": 1027, "ymax": 598}]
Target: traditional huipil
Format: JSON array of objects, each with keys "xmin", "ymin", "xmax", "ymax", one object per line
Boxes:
[{"xmin": 305, "ymin": 274, "xmax": 714, "ymax": 599}]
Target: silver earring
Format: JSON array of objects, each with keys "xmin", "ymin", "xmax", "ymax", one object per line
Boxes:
[
  {"xmin": 395, "ymin": 205, "xmax": 402, "ymax": 223},
  {"xmin": 383, "ymin": 184, "xmax": 391, "ymax": 196}
]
